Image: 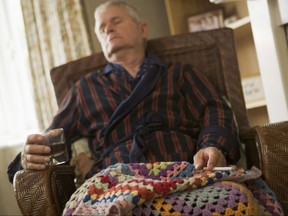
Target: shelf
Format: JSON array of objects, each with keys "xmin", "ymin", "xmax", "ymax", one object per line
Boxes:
[
  {"xmin": 246, "ymin": 99, "xmax": 266, "ymax": 109},
  {"xmin": 225, "ymin": 16, "xmax": 250, "ymax": 29},
  {"xmin": 165, "ymin": 0, "xmax": 269, "ymax": 120}
]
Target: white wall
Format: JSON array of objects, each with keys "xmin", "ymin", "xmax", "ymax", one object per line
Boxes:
[
  {"xmin": 0, "ymin": 145, "xmax": 22, "ymax": 215},
  {"xmin": 247, "ymin": 0, "xmax": 288, "ymax": 123}
]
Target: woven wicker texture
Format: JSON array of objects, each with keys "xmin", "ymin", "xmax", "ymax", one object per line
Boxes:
[
  {"xmin": 254, "ymin": 121, "xmax": 288, "ymax": 215},
  {"xmin": 14, "ymin": 165, "xmax": 75, "ymax": 216}
]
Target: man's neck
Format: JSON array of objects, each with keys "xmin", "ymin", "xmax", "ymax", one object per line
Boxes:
[{"xmin": 107, "ymin": 49, "xmax": 145, "ymax": 78}]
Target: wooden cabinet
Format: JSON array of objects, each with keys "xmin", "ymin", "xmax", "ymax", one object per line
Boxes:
[{"xmin": 165, "ymin": 0, "xmax": 269, "ymax": 126}]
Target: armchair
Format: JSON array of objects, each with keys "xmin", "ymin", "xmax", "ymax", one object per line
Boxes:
[{"xmin": 13, "ymin": 28, "xmax": 288, "ymax": 215}]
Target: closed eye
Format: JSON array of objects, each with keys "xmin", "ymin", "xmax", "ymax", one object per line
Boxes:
[
  {"xmin": 97, "ymin": 17, "xmax": 123, "ymax": 34},
  {"xmin": 112, "ymin": 17, "xmax": 122, "ymax": 25}
]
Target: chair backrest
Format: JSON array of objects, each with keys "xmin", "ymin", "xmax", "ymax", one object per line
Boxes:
[{"xmin": 51, "ymin": 28, "xmax": 250, "ymax": 136}]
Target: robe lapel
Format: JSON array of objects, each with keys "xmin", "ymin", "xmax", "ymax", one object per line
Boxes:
[{"xmin": 103, "ymin": 65, "xmax": 166, "ymax": 145}]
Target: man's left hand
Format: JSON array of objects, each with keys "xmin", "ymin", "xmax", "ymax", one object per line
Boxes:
[{"xmin": 193, "ymin": 147, "xmax": 226, "ymax": 170}]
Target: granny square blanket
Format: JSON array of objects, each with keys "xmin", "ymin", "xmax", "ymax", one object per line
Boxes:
[{"xmin": 63, "ymin": 162, "xmax": 283, "ymax": 216}]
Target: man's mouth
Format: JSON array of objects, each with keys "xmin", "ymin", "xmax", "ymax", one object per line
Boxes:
[{"xmin": 108, "ymin": 36, "xmax": 118, "ymax": 42}]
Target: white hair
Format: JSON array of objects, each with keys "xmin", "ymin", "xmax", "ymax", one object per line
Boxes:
[{"xmin": 94, "ymin": 0, "xmax": 142, "ymax": 23}]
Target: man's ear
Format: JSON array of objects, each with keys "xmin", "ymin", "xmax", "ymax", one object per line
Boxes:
[{"xmin": 141, "ymin": 22, "xmax": 149, "ymax": 40}]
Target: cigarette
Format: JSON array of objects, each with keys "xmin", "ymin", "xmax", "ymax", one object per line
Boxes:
[{"xmin": 204, "ymin": 166, "xmax": 235, "ymax": 171}]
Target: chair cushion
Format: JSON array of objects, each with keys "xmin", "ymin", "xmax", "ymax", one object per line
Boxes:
[{"xmin": 70, "ymin": 138, "xmax": 94, "ymax": 187}]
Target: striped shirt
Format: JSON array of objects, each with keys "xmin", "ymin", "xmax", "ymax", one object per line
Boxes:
[{"xmin": 48, "ymin": 53, "xmax": 240, "ymax": 173}]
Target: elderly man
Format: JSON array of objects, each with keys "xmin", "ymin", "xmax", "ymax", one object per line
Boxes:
[{"xmin": 8, "ymin": 0, "xmax": 239, "ymax": 183}]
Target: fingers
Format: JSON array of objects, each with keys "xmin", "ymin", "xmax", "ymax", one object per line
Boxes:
[
  {"xmin": 193, "ymin": 149, "xmax": 207, "ymax": 170},
  {"xmin": 21, "ymin": 134, "xmax": 51, "ymax": 170},
  {"xmin": 43, "ymin": 129, "xmax": 61, "ymax": 144},
  {"xmin": 24, "ymin": 142, "xmax": 51, "ymax": 155},
  {"xmin": 206, "ymin": 149, "xmax": 219, "ymax": 170},
  {"xmin": 22, "ymin": 148, "xmax": 51, "ymax": 170},
  {"xmin": 22, "ymin": 159, "xmax": 47, "ymax": 170},
  {"xmin": 26, "ymin": 134, "xmax": 44, "ymax": 144},
  {"xmin": 205, "ymin": 147, "xmax": 226, "ymax": 170},
  {"xmin": 193, "ymin": 147, "xmax": 227, "ymax": 171},
  {"xmin": 207, "ymin": 150, "xmax": 226, "ymax": 169}
]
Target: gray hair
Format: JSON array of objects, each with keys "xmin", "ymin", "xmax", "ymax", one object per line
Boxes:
[{"xmin": 94, "ymin": 0, "xmax": 142, "ymax": 23}]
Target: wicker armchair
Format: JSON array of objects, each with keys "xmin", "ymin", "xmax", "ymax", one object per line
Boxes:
[{"xmin": 13, "ymin": 28, "xmax": 288, "ymax": 215}]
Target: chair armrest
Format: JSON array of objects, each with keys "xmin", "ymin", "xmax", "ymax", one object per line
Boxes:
[
  {"xmin": 240, "ymin": 128, "xmax": 261, "ymax": 169},
  {"xmin": 254, "ymin": 121, "xmax": 288, "ymax": 215},
  {"xmin": 13, "ymin": 165, "xmax": 76, "ymax": 216}
]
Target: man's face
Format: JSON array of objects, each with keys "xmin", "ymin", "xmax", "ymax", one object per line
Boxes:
[{"xmin": 94, "ymin": 5, "xmax": 148, "ymax": 58}]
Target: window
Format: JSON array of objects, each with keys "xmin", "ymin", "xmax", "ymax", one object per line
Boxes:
[{"xmin": 0, "ymin": 0, "xmax": 38, "ymax": 147}]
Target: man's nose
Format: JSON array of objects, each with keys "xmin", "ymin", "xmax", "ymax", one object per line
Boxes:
[{"xmin": 105, "ymin": 24, "xmax": 114, "ymax": 34}]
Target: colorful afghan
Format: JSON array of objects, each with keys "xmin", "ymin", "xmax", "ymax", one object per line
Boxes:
[{"xmin": 63, "ymin": 162, "xmax": 283, "ymax": 215}]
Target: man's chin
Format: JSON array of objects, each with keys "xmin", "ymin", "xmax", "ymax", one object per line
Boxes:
[{"xmin": 106, "ymin": 46, "xmax": 127, "ymax": 57}]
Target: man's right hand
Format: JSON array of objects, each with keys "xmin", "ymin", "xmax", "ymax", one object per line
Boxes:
[{"xmin": 21, "ymin": 134, "xmax": 51, "ymax": 170}]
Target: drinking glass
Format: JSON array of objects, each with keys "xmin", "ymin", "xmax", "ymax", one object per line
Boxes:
[{"xmin": 43, "ymin": 128, "xmax": 69, "ymax": 165}]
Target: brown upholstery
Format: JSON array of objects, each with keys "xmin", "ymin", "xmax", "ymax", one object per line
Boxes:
[{"xmin": 14, "ymin": 28, "xmax": 288, "ymax": 215}]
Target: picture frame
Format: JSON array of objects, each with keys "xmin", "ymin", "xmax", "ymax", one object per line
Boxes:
[
  {"xmin": 241, "ymin": 75, "xmax": 265, "ymax": 104},
  {"xmin": 187, "ymin": 9, "xmax": 224, "ymax": 32}
]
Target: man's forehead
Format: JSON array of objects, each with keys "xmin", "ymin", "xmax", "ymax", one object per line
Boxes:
[
  {"xmin": 95, "ymin": 6, "xmax": 128, "ymax": 22},
  {"xmin": 95, "ymin": 5, "xmax": 126, "ymax": 19}
]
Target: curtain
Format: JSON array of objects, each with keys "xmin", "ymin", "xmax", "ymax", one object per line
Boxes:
[
  {"xmin": 0, "ymin": 0, "xmax": 39, "ymax": 146},
  {"xmin": 21, "ymin": 0, "xmax": 92, "ymax": 130}
]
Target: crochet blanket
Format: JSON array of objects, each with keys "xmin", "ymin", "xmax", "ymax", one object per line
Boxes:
[{"xmin": 63, "ymin": 162, "xmax": 283, "ymax": 216}]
